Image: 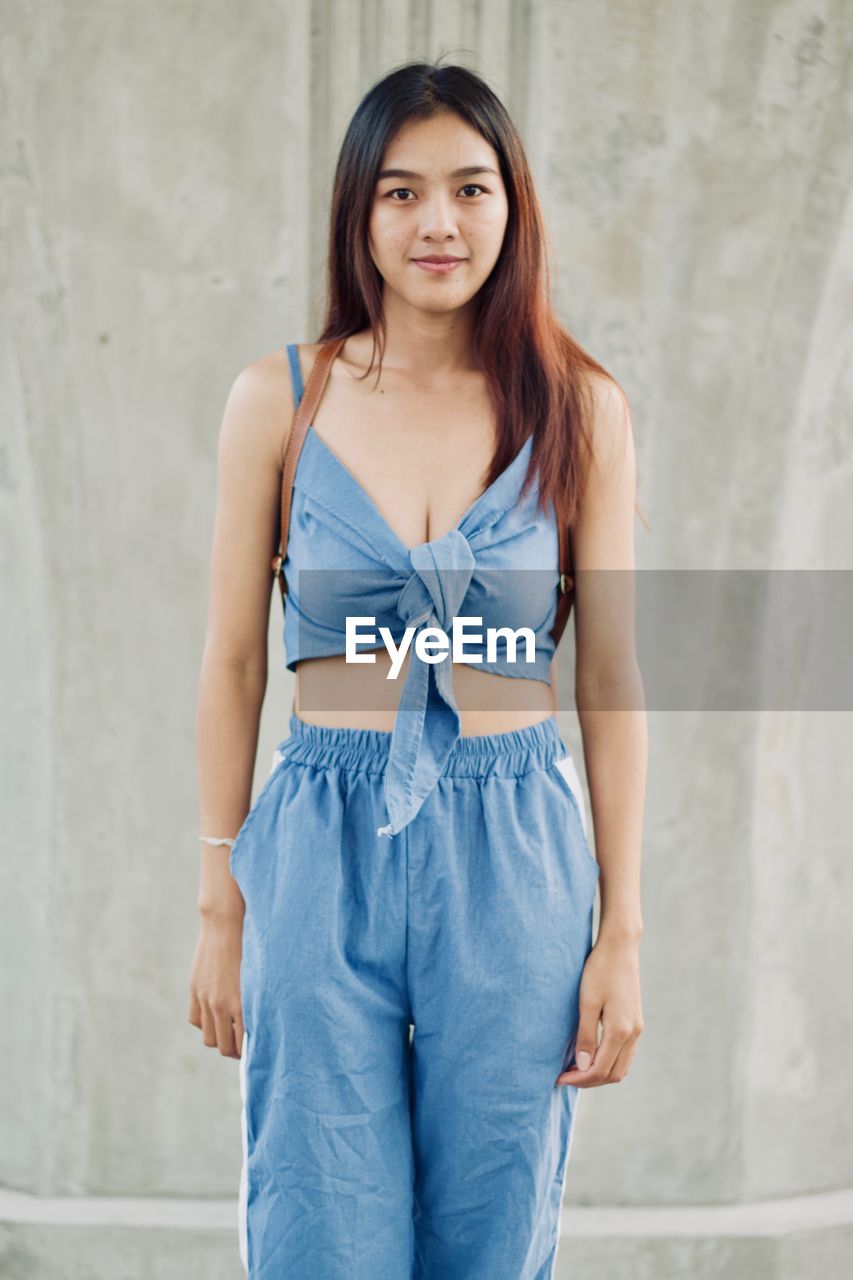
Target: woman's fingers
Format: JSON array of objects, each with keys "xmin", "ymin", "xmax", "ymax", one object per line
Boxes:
[
  {"xmin": 574, "ymin": 995, "xmax": 602, "ymax": 1070},
  {"xmin": 200, "ymin": 1000, "xmax": 218, "ymax": 1050},
  {"xmin": 604, "ymin": 1034, "xmax": 639, "ymax": 1083},
  {"xmin": 194, "ymin": 991, "xmax": 243, "ymax": 1056},
  {"xmin": 211, "ymin": 1001, "xmax": 241, "ymax": 1058},
  {"xmin": 188, "ymin": 919, "xmax": 244, "ymax": 1055},
  {"xmin": 553, "ymin": 1022, "xmax": 620, "ymax": 1087},
  {"xmin": 187, "ymin": 985, "xmax": 202, "ymax": 1031},
  {"xmin": 556, "ymin": 1019, "xmax": 640, "ymax": 1087},
  {"xmin": 555, "ymin": 996, "xmax": 602, "ymax": 1087}
]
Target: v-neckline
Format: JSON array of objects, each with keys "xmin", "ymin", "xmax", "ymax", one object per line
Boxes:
[{"xmin": 303, "ymin": 424, "xmax": 534, "ymax": 554}]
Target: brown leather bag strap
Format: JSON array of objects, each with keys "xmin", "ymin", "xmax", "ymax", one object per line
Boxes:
[
  {"xmin": 271, "ymin": 336, "xmax": 347, "ymax": 600},
  {"xmin": 550, "ymin": 519, "xmax": 575, "ymax": 648}
]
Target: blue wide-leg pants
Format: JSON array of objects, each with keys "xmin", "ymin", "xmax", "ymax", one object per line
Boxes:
[{"xmin": 229, "ymin": 713, "xmax": 600, "ymax": 1280}]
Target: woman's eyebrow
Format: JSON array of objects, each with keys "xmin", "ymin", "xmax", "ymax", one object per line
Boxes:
[{"xmin": 376, "ymin": 165, "xmax": 498, "ymax": 180}]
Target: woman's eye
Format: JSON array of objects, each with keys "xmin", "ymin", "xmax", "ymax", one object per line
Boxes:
[{"xmin": 386, "ymin": 184, "xmax": 487, "ymax": 201}]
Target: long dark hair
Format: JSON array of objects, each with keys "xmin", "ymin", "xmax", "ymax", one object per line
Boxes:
[{"xmin": 317, "ymin": 59, "xmax": 641, "ymax": 535}]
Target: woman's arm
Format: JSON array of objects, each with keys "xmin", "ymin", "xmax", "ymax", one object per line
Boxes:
[
  {"xmin": 574, "ymin": 375, "xmax": 646, "ymax": 946},
  {"xmin": 189, "ymin": 353, "xmax": 287, "ymax": 1057},
  {"xmin": 555, "ymin": 374, "xmax": 647, "ymax": 1088}
]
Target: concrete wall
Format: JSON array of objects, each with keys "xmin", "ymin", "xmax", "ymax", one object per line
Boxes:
[{"xmin": 2, "ymin": 1, "xmax": 851, "ymax": 1276}]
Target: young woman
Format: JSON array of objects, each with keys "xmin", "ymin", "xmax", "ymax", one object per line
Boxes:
[{"xmin": 189, "ymin": 61, "xmax": 646, "ymax": 1280}]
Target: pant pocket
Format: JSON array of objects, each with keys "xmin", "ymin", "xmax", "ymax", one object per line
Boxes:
[
  {"xmin": 228, "ymin": 745, "xmax": 287, "ymax": 881},
  {"xmin": 550, "ymin": 753, "xmax": 600, "ymax": 877}
]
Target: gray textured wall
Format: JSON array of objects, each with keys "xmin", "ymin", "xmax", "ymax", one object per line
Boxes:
[{"xmin": 2, "ymin": 1, "xmax": 852, "ymax": 1276}]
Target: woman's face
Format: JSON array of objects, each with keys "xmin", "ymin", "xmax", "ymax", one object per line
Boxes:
[{"xmin": 368, "ymin": 111, "xmax": 509, "ymax": 315}]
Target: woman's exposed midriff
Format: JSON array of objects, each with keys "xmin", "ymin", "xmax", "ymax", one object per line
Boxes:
[{"xmin": 293, "ymin": 648, "xmax": 558, "ymax": 736}]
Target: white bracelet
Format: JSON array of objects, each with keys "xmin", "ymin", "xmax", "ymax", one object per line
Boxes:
[{"xmin": 198, "ymin": 836, "xmax": 237, "ymax": 847}]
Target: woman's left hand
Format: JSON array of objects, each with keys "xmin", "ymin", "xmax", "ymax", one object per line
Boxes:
[{"xmin": 555, "ymin": 933, "xmax": 644, "ymax": 1088}]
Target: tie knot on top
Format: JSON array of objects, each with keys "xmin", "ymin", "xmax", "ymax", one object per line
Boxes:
[{"xmin": 396, "ymin": 529, "xmax": 477, "ymax": 631}]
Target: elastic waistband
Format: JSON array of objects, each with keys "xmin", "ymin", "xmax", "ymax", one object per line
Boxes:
[{"xmin": 277, "ymin": 713, "xmax": 568, "ymax": 779}]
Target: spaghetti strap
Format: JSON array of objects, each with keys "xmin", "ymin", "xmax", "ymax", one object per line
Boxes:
[{"xmin": 284, "ymin": 343, "xmax": 304, "ymax": 408}]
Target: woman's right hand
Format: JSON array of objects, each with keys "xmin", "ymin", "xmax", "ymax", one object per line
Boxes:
[{"xmin": 188, "ymin": 879, "xmax": 245, "ymax": 1059}]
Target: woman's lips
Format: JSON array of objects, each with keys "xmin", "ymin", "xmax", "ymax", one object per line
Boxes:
[{"xmin": 413, "ymin": 259, "xmax": 466, "ymax": 274}]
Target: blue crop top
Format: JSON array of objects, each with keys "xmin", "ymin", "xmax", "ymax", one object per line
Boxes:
[{"xmin": 280, "ymin": 343, "xmax": 562, "ymax": 840}]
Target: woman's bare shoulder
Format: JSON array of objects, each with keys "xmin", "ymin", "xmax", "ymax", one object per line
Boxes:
[
  {"xmin": 231, "ymin": 336, "xmax": 367, "ymax": 450},
  {"xmin": 218, "ymin": 347, "xmax": 296, "ymax": 466},
  {"xmin": 577, "ymin": 368, "xmax": 633, "ymax": 488}
]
